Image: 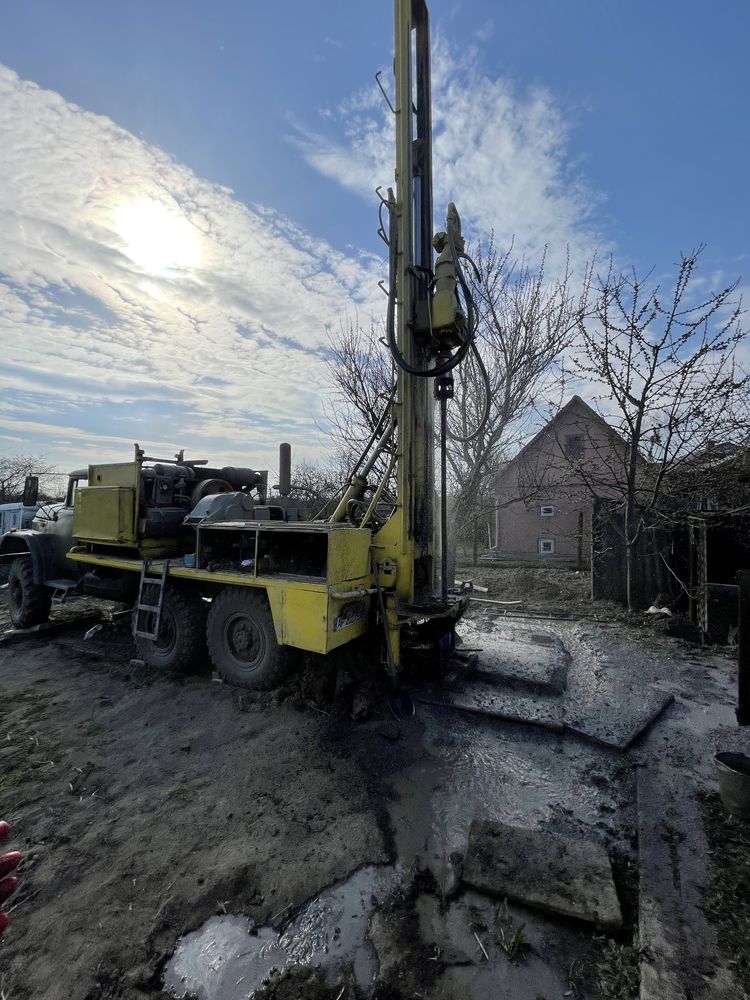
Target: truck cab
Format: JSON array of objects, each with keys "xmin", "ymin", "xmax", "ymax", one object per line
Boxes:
[
  {"xmin": 28, "ymin": 470, "xmax": 88, "ymax": 571},
  {"xmin": 0, "ymin": 469, "xmax": 89, "ymax": 627}
]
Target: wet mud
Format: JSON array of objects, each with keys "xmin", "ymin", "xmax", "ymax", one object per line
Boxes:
[{"xmin": 0, "ymin": 581, "xmax": 744, "ymax": 998}]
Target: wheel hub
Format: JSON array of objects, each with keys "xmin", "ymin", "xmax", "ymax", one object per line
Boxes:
[
  {"xmin": 227, "ymin": 614, "xmax": 263, "ymax": 666},
  {"xmin": 153, "ymin": 609, "xmax": 176, "ymax": 654}
]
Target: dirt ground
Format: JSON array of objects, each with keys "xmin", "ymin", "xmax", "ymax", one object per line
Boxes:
[
  {"xmin": 455, "ymin": 562, "xmax": 634, "ymax": 622},
  {"xmin": 0, "ymin": 568, "xmax": 747, "ymax": 999}
]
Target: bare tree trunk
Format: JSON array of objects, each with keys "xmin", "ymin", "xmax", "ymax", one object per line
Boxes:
[
  {"xmin": 625, "ymin": 497, "xmax": 634, "ymax": 612},
  {"xmin": 472, "ymin": 518, "xmax": 479, "ymax": 566},
  {"xmin": 576, "ymin": 510, "xmax": 584, "ymax": 571}
]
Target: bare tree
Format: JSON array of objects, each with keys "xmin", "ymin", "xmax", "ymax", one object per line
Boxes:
[
  {"xmin": 447, "ymin": 239, "xmax": 590, "ymax": 562},
  {"xmin": 286, "ymin": 458, "xmax": 347, "ymax": 519},
  {"xmin": 324, "ymin": 243, "xmax": 590, "ymax": 560},
  {"xmin": 324, "ymin": 319, "xmax": 394, "ymax": 484},
  {"xmin": 0, "ymin": 454, "xmax": 60, "ymax": 504},
  {"xmin": 571, "ymin": 246, "xmax": 748, "ymax": 609}
]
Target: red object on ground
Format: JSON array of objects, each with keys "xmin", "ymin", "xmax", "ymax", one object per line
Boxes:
[
  {"xmin": 0, "ymin": 821, "xmax": 21, "ymax": 936},
  {"xmin": 0, "ymin": 853, "xmax": 22, "ymax": 879}
]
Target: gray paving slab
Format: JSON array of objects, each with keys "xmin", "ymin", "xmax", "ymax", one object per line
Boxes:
[
  {"xmin": 637, "ymin": 766, "xmax": 742, "ymax": 1000},
  {"xmin": 415, "ymin": 684, "xmax": 564, "ymax": 732},
  {"xmin": 563, "ymin": 627, "xmax": 675, "ymax": 749},
  {"xmin": 564, "ymin": 689, "xmax": 673, "ymax": 750},
  {"xmin": 425, "ymin": 618, "xmax": 673, "ymax": 750},
  {"xmin": 462, "ymin": 818, "xmax": 623, "ymax": 929},
  {"xmin": 457, "ymin": 618, "xmax": 568, "ymax": 694}
]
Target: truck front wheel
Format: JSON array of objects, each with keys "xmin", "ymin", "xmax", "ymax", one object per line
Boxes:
[
  {"xmin": 134, "ymin": 585, "xmax": 208, "ymax": 674},
  {"xmin": 206, "ymin": 588, "xmax": 287, "ymax": 689},
  {"xmin": 7, "ymin": 558, "xmax": 52, "ymax": 628}
]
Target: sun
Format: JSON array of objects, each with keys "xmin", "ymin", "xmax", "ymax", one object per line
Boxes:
[{"xmin": 115, "ymin": 198, "xmax": 202, "ymax": 274}]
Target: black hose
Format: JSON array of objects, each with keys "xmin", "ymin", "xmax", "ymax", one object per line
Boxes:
[
  {"xmin": 446, "ymin": 339, "xmax": 492, "ymax": 443},
  {"xmin": 458, "ymin": 251, "xmax": 482, "ymax": 284},
  {"xmin": 384, "ymin": 200, "xmax": 478, "ymax": 379}
]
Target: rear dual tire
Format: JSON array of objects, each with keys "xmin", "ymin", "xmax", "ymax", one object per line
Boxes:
[
  {"xmin": 206, "ymin": 588, "xmax": 288, "ymax": 690},
  {"xmin": 135, "ymin": 585, "xmax": 287, "ymax": 690}
]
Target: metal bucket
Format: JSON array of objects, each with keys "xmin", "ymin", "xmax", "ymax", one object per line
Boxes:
[{"xmin": 715, "ymin": 752, "xmax": 750, "ymax": 818}]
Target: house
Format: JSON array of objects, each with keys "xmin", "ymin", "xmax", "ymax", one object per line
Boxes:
[{"xmin": 491, "ymin": 396, "xmax": 628, "ymax": 567}]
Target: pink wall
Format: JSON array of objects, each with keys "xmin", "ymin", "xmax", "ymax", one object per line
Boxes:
[{"xmin": 493, "ymin": 400, "xmax": 626, "ymax": 566}]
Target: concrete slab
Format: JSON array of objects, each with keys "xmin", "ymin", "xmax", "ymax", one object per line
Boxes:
[
  {"xmin": 415, "ymin": 684, "xmax": 564, "ymax": 733},
  {"xmin": 637, "ymin": 766, "xmax": 742, "ymax": 1000},
  {"xmin": 418, "ymin": 617, "xmax": 673, "ymax": 750},
  {"xmin": 462, "ymin": 818, "xmax": 623, "ymax": 930},
  {"xmin": 457, "ymin": 619, "xmax": 568, "ymax": 695},
  {"xmin": 563, "ymin": 628, "xmax": 675, "ymax": 749},
  {"xmin": 564, "ymin": 688, "xmax": 673, "ymax": 750}
]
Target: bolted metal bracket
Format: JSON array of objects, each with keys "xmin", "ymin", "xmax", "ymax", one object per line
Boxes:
[{"xmin": 434, "ymin": 372, "xmax": 454, "ymax": 401}]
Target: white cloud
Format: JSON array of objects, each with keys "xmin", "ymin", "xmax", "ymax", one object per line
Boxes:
[
  {"xmin": 285, "ymin": 34, "xmax": 623, "ymax": 438},
  {"xmin": 0, "ymin": 65, "xmax": 384, "ymax": 472},
  {"xmin": 0, "ymin": 37, "xmax": 617, "ymax": 476},
  {"xmin": 289, "ymin": 38, "xmax": 604, "ymax": 276},
  {"xmin": 473, "ymin": 18, "xmax": 495, "ymax": 42}
]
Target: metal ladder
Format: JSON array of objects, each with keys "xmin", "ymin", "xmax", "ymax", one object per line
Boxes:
[{"xmin": 133, "ymin": 561, "xmax": 169, "ymax": 640}]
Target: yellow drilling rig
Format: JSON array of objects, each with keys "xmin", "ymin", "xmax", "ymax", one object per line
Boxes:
[{"xmin": 2, "ymin": 0, "xmax": 480, "ymax": 693}]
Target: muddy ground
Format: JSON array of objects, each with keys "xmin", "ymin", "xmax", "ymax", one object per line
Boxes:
[{"xmin": 0, "ymin": 567, "xmax": 747, "ymax": 999}]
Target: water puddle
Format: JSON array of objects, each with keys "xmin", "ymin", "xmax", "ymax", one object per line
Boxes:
[{"xmin": 163, "ymin": 864, "xmax": 400, "ymax": 999}]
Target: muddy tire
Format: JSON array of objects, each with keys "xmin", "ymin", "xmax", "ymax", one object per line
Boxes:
[
  {"xmin": 135, "ymin": 585, "xmax": 208, "ymax": 674},
  {"xmin": 206, "ymin": 588, "xmax": 286, "ymax": 689},
  {"xmin": 7, "ymin": 557, "xmax": 52, "ymax": 628}
]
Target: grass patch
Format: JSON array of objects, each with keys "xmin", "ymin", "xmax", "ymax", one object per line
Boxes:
[
  {"xmin": 1, "ymin": 766, "xmax": 34, "ymax": 788},
  {"xmin": 700, "ymin": 790, "xmax": 750, "ymax": 994},
  {"xmin": 493, "ymin": 900, "xmax": 531, "ymax": 964},
  {"xmin": 594, "ymin": 940, "xmax": 640, "ymax": 1000},
  {"xmin": 0, "ymin": 736, "xmax": 60, "ymax": 793},
  {"xmin": 565, "ymin": 937, "xmax": 640, "ymax": 1000}
]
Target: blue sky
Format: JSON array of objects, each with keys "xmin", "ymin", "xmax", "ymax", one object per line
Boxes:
[{"xmin": 0, "ymin": 0, "xmax": 748, "ymax": 476}]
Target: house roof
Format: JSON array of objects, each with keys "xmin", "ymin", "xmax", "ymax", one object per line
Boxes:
[{"xmin": 501, "ymin": 395, "xmax": 627, "ymax": 475}]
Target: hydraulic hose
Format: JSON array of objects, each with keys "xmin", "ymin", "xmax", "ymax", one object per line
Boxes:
[
  {"xmin": 447, "ymin": 339, "xmax": 492, "ymax": 443},
  {"xmin": 384, "ymin": 199, "xmax": 478, "ymax": 379}
]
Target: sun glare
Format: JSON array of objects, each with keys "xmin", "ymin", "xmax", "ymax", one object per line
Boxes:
[{"xmin": 115, "ymin": 199, "xmax": 202, "ymax": 274}]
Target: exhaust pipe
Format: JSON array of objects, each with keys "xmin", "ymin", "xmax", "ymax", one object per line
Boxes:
[{"xmin": 278, "ymin": 443, "xmax": 291, "ymax": 497}]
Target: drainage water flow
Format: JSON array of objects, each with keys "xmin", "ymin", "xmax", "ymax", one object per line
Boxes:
[{"xmin": 163, "ymin": 865, "xmax": 400, "ymax": 999}]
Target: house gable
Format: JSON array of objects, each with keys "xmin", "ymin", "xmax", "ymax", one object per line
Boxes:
[
  {"xmin": 496, "ymin": 396, "xmax": 628, "ymax": 503},
  {"xmin": 492, "ymin": 397, "xmax": 628, "ymax": 566}
]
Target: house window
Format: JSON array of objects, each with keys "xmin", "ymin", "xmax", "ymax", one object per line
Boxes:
[
  {"xmin": 565, "ymin": 434, "xmax": 584, "ymax": 459},
  {"xmin": 538, "ymin": 505, "xmax": 555, "ymax": 517},
  {"xmin": 538, "ymin": 537, "xmax": 555, "ymax": 554}
]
